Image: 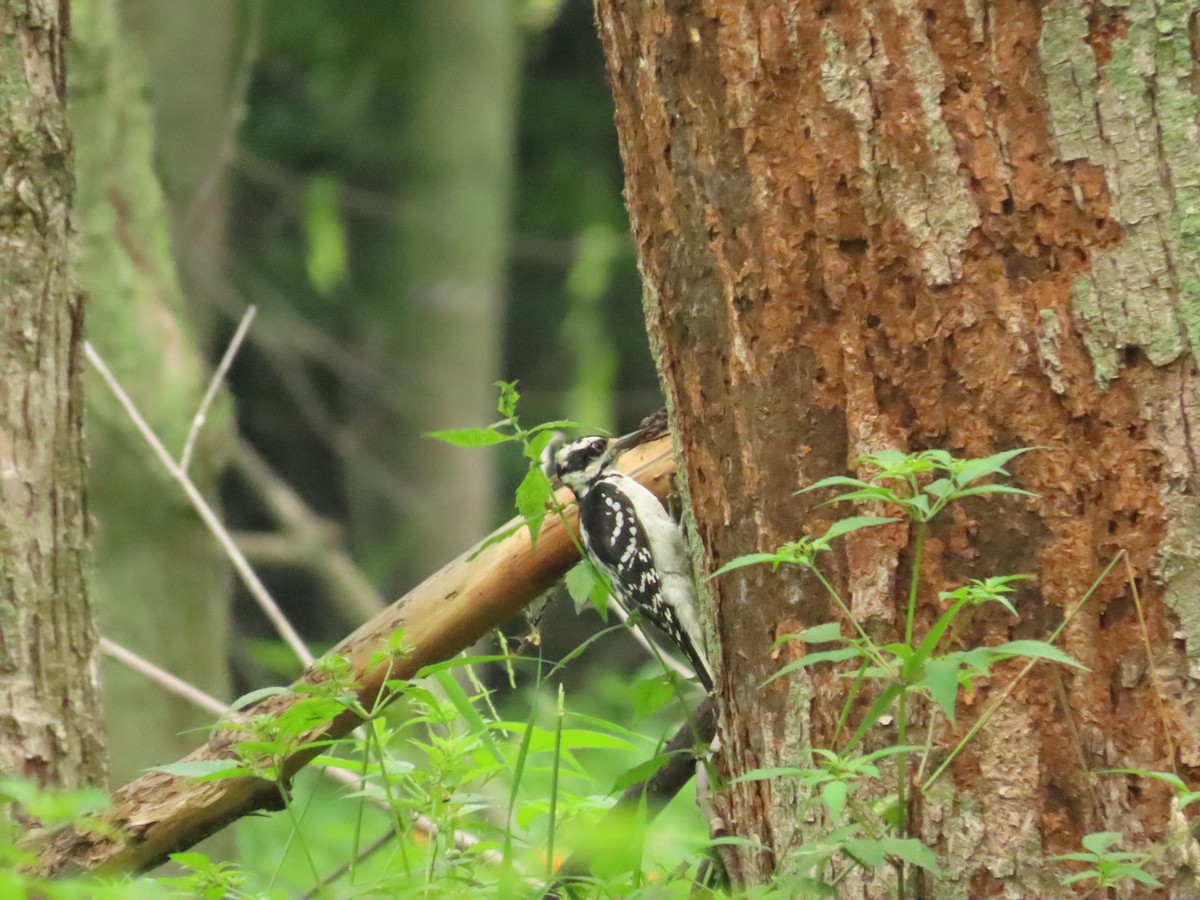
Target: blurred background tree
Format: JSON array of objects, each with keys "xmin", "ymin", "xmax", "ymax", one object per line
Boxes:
[{"xmin": 77, "ymin": 0, "xmax": 662, "ymax": 789}]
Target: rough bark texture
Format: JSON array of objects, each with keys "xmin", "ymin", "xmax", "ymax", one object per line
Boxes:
[
  {"xmin": 0, "ymin": 0, "xmax": 106, "ymax": 790},
  {"xmin": 594, "ymin": 1, "xmax": 1200, "ymax": 896}
]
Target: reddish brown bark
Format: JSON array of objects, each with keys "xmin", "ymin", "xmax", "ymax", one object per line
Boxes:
[{"xmin": 595, "ymin": 1, "xmax": 1200, "ymax": 894}]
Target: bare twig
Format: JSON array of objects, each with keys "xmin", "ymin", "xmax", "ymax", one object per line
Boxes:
[
  {"xmin": 99, "ymin": 638, "xmax": 227, "ymax": 717},
  {"xmin": 231, "ymin": 438, "xmax": 385, "ymax": 622},
  {"xmin": 85, "ymin": 341, "xmax": 313, "ymax": 666},
  {"xmin": 180, "ymin": 305, "xmax": 256, "ymax": 473}
]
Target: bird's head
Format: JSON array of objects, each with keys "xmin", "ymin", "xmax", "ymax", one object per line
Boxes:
[{"xmin": 553, "ymin": 435, "xmax": 612, "ymax": 495}]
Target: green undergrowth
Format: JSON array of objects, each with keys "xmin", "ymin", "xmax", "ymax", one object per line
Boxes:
[{"xmin": 7, "ymin": 391, "xmax": 1192, "ymax": 897}]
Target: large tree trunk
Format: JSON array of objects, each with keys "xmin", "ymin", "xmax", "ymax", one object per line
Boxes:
[
  {"xmin": 595, "ymin": 1, "xmax": 1200, "ymax": 896},
  {"xmin": 0, "ymin": 0, "xmax": 106, "ymax": 790}
]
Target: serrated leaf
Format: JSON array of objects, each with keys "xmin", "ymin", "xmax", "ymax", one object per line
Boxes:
[
  {"xmin": 564, "ymin": 560, "xmax": 601, "ymax": 613},
  {"xmin": 924, "ymin": 478, "xmax": 955, "ymax": 499},
  {"xmin": 528, "ymin": 419, "xmax": 582, "ymax": 434},
  {"xmin": 822, "ymin": 780, "xmax": 848, "ymax": 822},
  {"xmin": 920, "ymin": 657, "xmax": 961, "ymax": 723},
  {"xmin": 841, "ymin": 837, "xmax": 887, "ymax": 867},
  {"xmin": 1127, "ymin": 869, "xmax": 1163, "ymax": 886},
  {"xmin": 1080, "ymin": 831, "xmax": 1122, "ymax": 854},
  {"xmin": 954, "ymin": 448, "xmax": 1031, "ymax": 486},
  {"xmin": 496, "ymin": 380, "xmax": 520, "ymax": 417},
  {"xmin": 515, "ymin": 466, "xmax": 553, "ymax": 543},
  {"xmin": 709, "ymin": 553, "xmax": 784, "ymax": 578},
  {"xmin": 631, "ymin": 675, "xmax": 676, "ymax": 716},
  {"xmin": 857, "ymin": 448, "xmax": 911, "ymax": 470},
  {"xmin": 822, "ymin": 516, "xmax": 899, "ymax": 540},
  {"xmin": 467, "ymin": 522, "xmax": 524, "ymax": 560},
  {"xmin": 523, "ymin": 429, "xmax": 555, "ymax": 462},
  {"xmin": 991, "ymin": 640, "xmax": 1087, "ymax": 670},
  {"xmin": 612, "ymin": 752, "xmax": 674, "ymax": 791},
  {"xmin": 876, "ymin": 836, "xmax": 941, "ymax": 873},
  {"xmin": 424, "ymin": 427, "xmax": 513, "ymax": 448}
]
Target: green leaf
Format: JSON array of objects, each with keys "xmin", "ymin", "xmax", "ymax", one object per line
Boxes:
[
  {"xmin": 515, "ymin": 466, "xmax": 553, "ymax": 543},
  {"xmin": 612, "ymin": 752, "xmax": 675, "ymax": 791},
  {"xmin": 709, "ymin": 552, "xmax": 786, "ymax": 578},
  {"xmin": 841, "ymin": 837, "xmax": 887, "ymax": 868},
  {"xmin": 424, "ymin": 427, "xmax": 513, "ymax": 448},
  {"xmin": 303, "ymin": 175, "xmax": 347, "ymax": 294},
  {"xmin": 875, "ymin": 836, "xmax": 941, "ymax": 874},
  {"xmin": 1081, "ymin": 831, "xmax": 1122, "ymax": 854},
  {"xmin": 856, "ymin": 448, "xmax": 911, "ymax": 470},
  {"xmin": 1100, "ymin": 768, "xmax": 1187, "ymax": 792},
  {"xmin": 564, "ymin": 560, "xmax": 603, "ymax": 614},
  {"xmin": 528, "ymin": 419, "xmax": 582, "ymax": 434},
  {"xmin": 631, "ymin": 675, "xmax": 676, "ymax": 716},
  {"xmin": 796, "ymin": 621, "xmax": 844, "ymax": 644},
  {"xmin": 947, "ymin": 484, "xmax": 1038, "ymax": 501},
  {"xmin": 990, "ymin": 640, "xmax": 1087, "ymax": 670},
  {"xmin": 954, "ymin": 448, "xmax": 1031, "ymax": 486},
  {"xmin": 822, "ymin": 780, "xmax": 848, "ymax": 822},
  {"xmin": 523, "ymin": 429, "xmax": 555, "ymax": 461},
  {"xmin": 496, "ymin": 380, "xmax": 520, "ymax": 417},
  {"xmin": 821, "ymin": 516, "xmax": 900, "ymax": 541},
  {"xmin": 797, "ymin": 476, "xmax": 872, "ymax": 494},
  {"xmin": 763, "ymin": 647, "xmax": 864, "ymax": 685},
  {"xmin": 1127, "ymin": 868, "xmax": 1163, "ymax": 886},
  {"xmin": 923, "ymin": 477, "xmax": 955, "ymax": 499},
  {"xmin": 547, "ymin": 623, "xmax": 627, "ymax": 676},
  {"xmin": 153, "ymin": 759, "xmax": 247, "ymax": 780},
  {"xmin": 920, "ymin": 657, "xmax": 961, "ymax": 723}
]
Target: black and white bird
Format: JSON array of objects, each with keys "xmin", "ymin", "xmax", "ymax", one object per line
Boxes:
[{"xmin": 554, "ymin": 435, "xmax": 713, "ymax": 692}]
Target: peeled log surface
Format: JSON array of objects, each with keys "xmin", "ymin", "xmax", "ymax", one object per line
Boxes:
[{"xmin": 34, "ymin": 437, "xmax": 675, "ymax": 876}]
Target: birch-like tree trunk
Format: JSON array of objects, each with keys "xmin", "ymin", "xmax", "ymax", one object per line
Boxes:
[
  {"xmin": 595, "ymin": 1, "xmax": 1200, "ymax": 895},
  {"xmin": 0, "ymin": 0, "xmax": 106, "ymax": 790}
]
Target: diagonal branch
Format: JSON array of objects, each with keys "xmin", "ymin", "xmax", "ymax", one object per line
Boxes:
[{"xmin": 32, "ymin": 438, "xmax": 676, "ymax": 876}]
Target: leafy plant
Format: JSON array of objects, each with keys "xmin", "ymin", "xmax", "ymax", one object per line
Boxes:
[
  {"xmin": 426, "ymin": 380, "xmax": 578, "ymax": 545},
  {"xmin": 1051, "ymin": 831, "xmax": 1161, "ymax": 891},
  {"xmin": 709, "ymin": 447, "xmax": 1099, "ymax": 897}
]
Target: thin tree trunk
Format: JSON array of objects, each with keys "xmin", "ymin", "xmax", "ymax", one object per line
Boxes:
[
  {"xmin": 0, "ymin": 0, "xmax": 105, "ymax": 790},
  {"xmin": 344, "ymin": 0, "xmax": 517, "ymax": 591},
  {"xmin": 595, "ymin": 1, "xmax": 1200, "ymax": 895},
  {"xmin": 70, "ymin": 0, "xmax": 233, "ymax": 790}
]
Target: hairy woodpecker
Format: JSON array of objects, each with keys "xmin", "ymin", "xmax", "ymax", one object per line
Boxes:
[{"xmin": 554, "ymin": 436, "xmax": 713, "ymax": 692}]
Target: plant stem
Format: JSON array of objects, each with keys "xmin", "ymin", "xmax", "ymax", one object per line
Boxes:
[
  {"xmin": 813, "ymin": 571, "xmax": 897, "ymax": 678},
  {"xmin": 546, "ymin": 685, "xmax": 566, "ymax": 885},
  {"xmin": 896, "ymin": 520, "xmax": 926, "ymax": 900}
]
